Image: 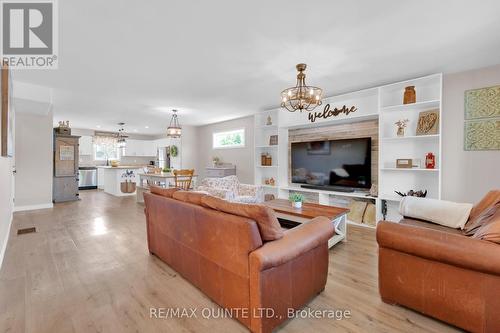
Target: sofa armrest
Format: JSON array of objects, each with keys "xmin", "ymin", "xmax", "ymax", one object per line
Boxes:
[
  {"xmin": 250, "ymin": 216, "xmax": 333, "ymax": 271},
  {"xmin": 377, "ymin": 221, "xmax": 500, "ymax": 276}
]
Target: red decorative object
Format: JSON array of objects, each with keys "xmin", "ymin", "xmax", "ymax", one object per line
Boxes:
[{"xmin": 425, "ymin": 152, "xmax": 435, "ymax": 169}]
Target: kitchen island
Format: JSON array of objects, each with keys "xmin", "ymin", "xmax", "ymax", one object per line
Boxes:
[{"xmin": 97, "ymin": 166, "xmax": 146, "ymax": 197}]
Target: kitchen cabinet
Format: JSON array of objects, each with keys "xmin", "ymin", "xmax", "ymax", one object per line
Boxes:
[
  {"xmin": 123, "ymin": 139, "xmax": 156, "ymax": 157},
  {"xmin": 79, "ymin": 136, "xmax": 93, "ymax": 156}
]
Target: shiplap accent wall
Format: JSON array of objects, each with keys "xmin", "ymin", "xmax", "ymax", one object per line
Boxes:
[{"xmin": 288, "ymin": 119, "xmax": 379, "ymax": 186}]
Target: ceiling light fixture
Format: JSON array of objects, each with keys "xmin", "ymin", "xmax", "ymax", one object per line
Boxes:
[
  {"xmin": 117, "ymin": 122, "xmax": 128, "ymax": 148},
  {"xmin": 281, "ymin": 63, "xmax": 323, "ymax": 112},
  {"xmin": 166, "ymin": 109, "xmax": 182, "ymax": 138}
]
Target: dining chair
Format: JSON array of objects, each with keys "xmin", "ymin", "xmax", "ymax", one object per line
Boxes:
[{"xmin": 173, "ymin": 169, "xmax": 195, "ymax": 190}]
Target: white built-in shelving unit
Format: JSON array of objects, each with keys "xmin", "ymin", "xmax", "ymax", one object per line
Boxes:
[
  {"xmin": 254, "ymin": 73, "xmax": 443, "ymax": 227},
  {"xmin": 378, "ymin": 73, "xmax": 442, "ymax": 221},
  {"xmin": 254, "ymin": 109, "xmax": 280, "ymax": 198}
]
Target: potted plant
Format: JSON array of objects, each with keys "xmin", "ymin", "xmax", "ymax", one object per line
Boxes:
[
  {"xmin": 212, "ymin": 156, "xmax": 220, "ymax": 167},
  {"xmin": 289, "ymin": 192, "xmax": 305, "ymax": 209}
]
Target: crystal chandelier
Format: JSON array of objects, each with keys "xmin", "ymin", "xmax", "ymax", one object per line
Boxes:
[
  {"xmin": 166, "ymin": 109, "xmax": 182, "ymax": 138},
  {"xmin": 117, "ymin": 122, "xmax": 127, "ymax": 148},
  {"xmin": 281, "ymin": 63, "xmax": 323, "ymax": 112}
]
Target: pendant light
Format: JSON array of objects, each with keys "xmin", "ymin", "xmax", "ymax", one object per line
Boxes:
[{"xmin": 166, "ymin": 109, "xmax": 182, "ymax": 138}]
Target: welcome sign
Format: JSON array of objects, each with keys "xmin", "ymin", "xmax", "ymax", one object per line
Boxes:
[{"xmin": 308, "ymin": 104, "xmax": 357, "ymax": 123}]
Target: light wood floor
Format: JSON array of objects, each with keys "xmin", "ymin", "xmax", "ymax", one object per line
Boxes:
[{"xmin": 0, "ymin": 190, "xmax": 462, "ymax": 333}]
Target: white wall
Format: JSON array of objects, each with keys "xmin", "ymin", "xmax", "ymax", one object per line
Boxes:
[
  {"xmin": 179, "ymin": 125, "xmax": 198, "ymax": 170},
  {"xmin": 196, "ymin": 116, "xmax": 254, "ymax": 183},
  {"xmin": 14, "ymin": 106, "xmax": 53, "ymax": 210},
  {"xmin": 442, "ymin": 64, "xmax": 500, "ymax": 203}
]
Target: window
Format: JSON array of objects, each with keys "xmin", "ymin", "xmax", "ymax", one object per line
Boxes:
[
  {"xmin": 213, "ymin": 129, "xmax": 245, "ymax": 149},
  {"xmin": 93, "ymin": 136, "xmax": 119, "ymax": 161}
]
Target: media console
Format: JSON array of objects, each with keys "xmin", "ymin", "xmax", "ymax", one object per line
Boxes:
[{"xmin": 300, "ymin": 184, "xmax": 359, "ymax": 193}]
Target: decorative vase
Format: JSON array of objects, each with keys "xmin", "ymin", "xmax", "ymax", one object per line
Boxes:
[
  {"xmin": 292, "ymin": 201, "xmax": 302, "ymax": 209},
  {"xmin": 266, "ymin": 116, "xmax": 272, "ymax": 126},
  {"xmin": 403, "ymin": 86, "xmax": 416, "ymax": 104},
  {"xmin": 397, "ymin": 127, "xmax": 405, "ymax": 137}
]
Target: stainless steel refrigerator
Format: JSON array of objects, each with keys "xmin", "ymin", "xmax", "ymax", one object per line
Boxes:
[{"xmin": 156, "ymin": 146, "xmax": 171, "ymax": 170}]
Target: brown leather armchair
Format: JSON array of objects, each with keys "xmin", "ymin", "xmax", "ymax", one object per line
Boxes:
[
  {"xmin": 144, "ymin": 191, "xmax": 333, "ymax": 333},
  {"xmin": 377, "ymin": 219, "xmax": 500, "ymax": 332}
]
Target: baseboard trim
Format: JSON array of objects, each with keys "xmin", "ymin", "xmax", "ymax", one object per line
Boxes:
[
  {"xmin": 13, "ymin": 203, "xmax": 53, "ymax": 212},
  {"xmin": 0, "ymin": 212, "xmax": 13, "ymax": 269}
]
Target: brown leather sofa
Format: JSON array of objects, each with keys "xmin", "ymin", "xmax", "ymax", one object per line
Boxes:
[
  {"xmin": 144, "ymin": 189, "xmax": 334, "ymax": 333},
  {"xmin": 377, "ymin": 192, "xmax": 500, "ymax": 333}
]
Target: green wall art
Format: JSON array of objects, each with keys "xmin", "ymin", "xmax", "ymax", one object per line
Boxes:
[{"xmin": 464, "ymin": 85, "xmax": 500, "ymax": 150}]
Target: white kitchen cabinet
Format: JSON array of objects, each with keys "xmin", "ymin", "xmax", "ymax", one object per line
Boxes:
[
  {"xmin": 79, "ymin": 136, "xmax": 93, "ymax": 156},
  {"xmin": 123, "ymin": 139, "xmax": 156, "ymax": 157}
]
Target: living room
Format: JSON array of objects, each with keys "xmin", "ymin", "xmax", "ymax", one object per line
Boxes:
[{"xmin": 1, "ymin": 1, "xmax": 500, "ymax": 332}]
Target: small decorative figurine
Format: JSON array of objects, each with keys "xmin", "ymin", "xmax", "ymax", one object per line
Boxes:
[
  {"xmin": 266, "ymin": 115, "xmax": 273, "ymax": 126},
  {"xmin": 395, "ymin": 119, "xmax": 409, "ymax": 137}
]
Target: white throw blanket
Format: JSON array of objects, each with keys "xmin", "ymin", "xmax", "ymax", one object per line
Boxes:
[{"xmin": 399, "ymin": 196, "xmax": 473, "ymax": 229}]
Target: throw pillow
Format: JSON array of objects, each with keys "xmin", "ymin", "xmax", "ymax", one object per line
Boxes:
[
  {"xmin": 468, "ymin": 190, "xmax": 500, "ymax": 221},
  {"xmin": 464, "ymin": 203, "xmax": 499, "ymax": 236},
  {"xmin": 201, "ymin": 195, "xmax": 283, "ymax": 241},
  {"xmin": 150, "ymin": 186, "xmax": 180, "ymax": 198},
  {"xmin": 471, "ymin": 209, "xmax": 500, "ymax": 244},
  {"xmin": 399, "ymin": 196, "xmax": 473, "ymax": 229},
  {"xmin": 172, "ymin": 190, "xmax": 207, "ymax": 206}
]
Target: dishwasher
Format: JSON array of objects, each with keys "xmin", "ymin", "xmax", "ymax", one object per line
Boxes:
[{"xmin": 78, "ymin": 167, "xmax": 98, "ymax": 190}]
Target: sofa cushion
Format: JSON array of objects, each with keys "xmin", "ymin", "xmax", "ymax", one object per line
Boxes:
[
  {"xmin": 471, "ymin": 209, "xmax": 500, "ymax": 244},
  {"xmin": 469, "ymin": 190, "xmax": 500, "ymax": 221},
  {"xmin": 399, "ymin": 196, "xmax": 473, "ymax": 229},
  {"xmin": 464, "ymin": 203, "xmax": 499, "ymax": 236},
  {"xmin": 172, "ymin": 190, "xmax": 208, "ymax": 206},
  {"xmin": 150, "ymin": 186, "xmax": 180, "ymax": 198},
  {"xmin": 201, "ymin": 195, "xmax": 284, "ymax": 241},
  {"xmin": 400, "ymin": 218, "xmax": 464, "ymax": 235}
]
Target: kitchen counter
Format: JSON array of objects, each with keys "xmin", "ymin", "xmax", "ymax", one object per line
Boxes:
[
  {"xmin": 96, "ymin": 165, "xmax": 148, "ymax": 169},
  {"xmin": 101, "ymin": 166, "xmax": 144, "ymax": 197}
]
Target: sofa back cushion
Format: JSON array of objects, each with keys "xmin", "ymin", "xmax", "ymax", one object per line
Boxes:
[
  {"xmin": 469, "ymin": 190, "xmax": 500, "ymax": 221},
  {"xmin": 150, "ymin": 186, "xmax": 179, "ymax": 198},
  {"xmin": 201, "ymin": 195, "xmax": 284, "ymax": 241},
  {"xmin": 172, "ymin": 190, "xmax": 207, "ymax": 205},
  {"xmin": 472, "ymin": 209, "xmax": 500, "ymax": 244}
]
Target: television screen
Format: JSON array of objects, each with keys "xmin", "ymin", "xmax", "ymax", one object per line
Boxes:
[{"xmin": 291, "ymin": 138, "xmax": 371, "ymax": 189}]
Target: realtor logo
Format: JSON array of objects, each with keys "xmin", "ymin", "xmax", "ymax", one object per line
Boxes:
[{"xmin": 1, "ymin": 0, "xmax": 58, "ymax": 69}]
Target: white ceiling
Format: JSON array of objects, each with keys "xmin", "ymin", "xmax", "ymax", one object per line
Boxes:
[{"xmin": 11, "ymin": 0, "xmax": 500, "ymax": 135}]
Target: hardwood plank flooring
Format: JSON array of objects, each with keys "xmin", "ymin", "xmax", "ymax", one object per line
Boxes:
[{"xmin": 0, "ymin": 190, "xmax": 462, "ymax": 333}]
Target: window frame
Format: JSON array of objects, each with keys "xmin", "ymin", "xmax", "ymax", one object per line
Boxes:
[{"xmin": 212, "ymin": 128, "xmax": 246, "ymax": 149}]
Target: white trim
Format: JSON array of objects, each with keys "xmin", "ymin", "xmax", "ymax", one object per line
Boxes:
[
  {"xmin": 13, "ymin": 203, "xmax": 53, "ymax": 212},
  {"xmin": 0, "ymin": 213, "xmax": 13, "ymax": 269}
]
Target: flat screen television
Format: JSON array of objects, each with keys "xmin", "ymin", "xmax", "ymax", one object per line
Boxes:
[{"xmin": 291, "ymin": 138, "xmax": 371, "ymax": 191}]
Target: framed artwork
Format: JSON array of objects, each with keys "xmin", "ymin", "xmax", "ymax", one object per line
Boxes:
[
  {"xmin": 1, "ymin": 64, "xmax": 14, "ymax": 157},
  {"xmin": 464, "ymin": 85, "xmax": 500, "ymax": 150},
  {"xmin": 307, "ymin": 141, "xmax": 331, "ymax": 155},
  {"xmin": 59, "ymin": 145, "xmax": 75, "ymax": 161},
  {"xmin": 416, "ymin": 109, "xmax": 439, "ymax": 135}
]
